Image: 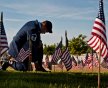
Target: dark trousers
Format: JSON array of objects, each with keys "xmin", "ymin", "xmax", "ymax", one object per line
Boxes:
[
  {"xmin": 32, "ymin": 45, "xmax": 43, "ymax": 69},
  {"xmin": 2, "ymin": 61, "xmax": 28, "ymax": 71}
]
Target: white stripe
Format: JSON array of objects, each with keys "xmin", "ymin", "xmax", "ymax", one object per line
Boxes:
[
  {"xmin": 92, "ymin": 40, "xmax": 100, "ymax": 51},
  {"xmin": 92, "ymin": 38, "xmax": 100, "ymax": 53},
  {"xmin": 92, "ymin": 29, "xmax": 106, "ymax": 43},
  {"xmin": 95, "ymin": 18, "xmax": 105, "ymax": 27},
  {"xmin": 88, "ymin": 37, "xmax": 100, "ymax": 52},
  {"xmin": 93, "ymin": 22, "xmax": 105, "ymax": 34},
  {"xmin": 88, "ymin": 36, "xmax": 96, "ymax": 44},
  {"xmin": 0, "ymin": 35, "xmax": 7, "ymax": 37},
  {"xmin": 0, "ymin": 39, "xmax": 8, "ymax": 42},
  {"xmin": 1, "ymin": 48, "xmax": 8, "ymax": 54},
  {"xmin": 101, "ymin": 43, "xmax": 107, "ymax": 58},
  {"xmin": 88, "ymin": 36, "xmax": 99, "ymax": 47},
  {"xmin": 0, "ymin": 44, "xmax": 8, "ymax": 46}
]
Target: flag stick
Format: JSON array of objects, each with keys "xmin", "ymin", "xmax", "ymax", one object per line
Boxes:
[
  {"xmin": 54, "ymin": 64, "xmax": 55, "ymax": 72},
  {"xmin": 92, "ymin": 58, "xmax": 93, "ymax": 73},
  {"xmin": 27, "ymin": 32, "xmax": 32, "ymax": 71},
  {"xmin": 61, "ymin": 62, "xmax": 63, "ymax": 72},
  {"xmin": 92, "ymin": 50, "xmax": 93, "ymax": 73},
  {"xmin": 98, "ymin": 39, "xmax": 101, "ymax": 88}
]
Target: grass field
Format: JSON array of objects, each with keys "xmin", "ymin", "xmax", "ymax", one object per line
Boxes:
[{"xmin": 0, "ymin": 70, "xmax": 108, "ymax": 88}]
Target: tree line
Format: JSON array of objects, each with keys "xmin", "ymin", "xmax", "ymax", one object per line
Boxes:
[{"xmin": 43, "ymin": 34, "xmax": 92, "ymax": 55}]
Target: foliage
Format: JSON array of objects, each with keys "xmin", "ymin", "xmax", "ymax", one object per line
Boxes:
[
  {"xmin": 43, "ymin": 34, "xmax": 94, "ymax": 55},
  {"xmin": 43, "ymin": 44, "xmax": 56, "ymax": 55},
  {"xmin": 68, "ymin": 34, "xmax": 89, "ymax": 55}
]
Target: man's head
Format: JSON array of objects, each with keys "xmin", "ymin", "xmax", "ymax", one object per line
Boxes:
[{"xmin": 41, "ymin": 20, "xmax": 52, "ymax": 34}]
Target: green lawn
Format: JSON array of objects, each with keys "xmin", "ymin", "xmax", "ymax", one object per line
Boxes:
[{"xmin": 0, "ymin": 71, "xmax": 108, "ymax": 88}]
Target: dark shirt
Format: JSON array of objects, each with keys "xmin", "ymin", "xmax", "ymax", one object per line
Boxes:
[{"xmin": 8, "ymin": 20, "xmax": 41, "ymax": 60}]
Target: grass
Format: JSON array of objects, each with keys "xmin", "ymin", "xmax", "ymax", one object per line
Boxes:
[{"xmin": 0, "ymin": 71, "xmax": 108, "ymax": 88}]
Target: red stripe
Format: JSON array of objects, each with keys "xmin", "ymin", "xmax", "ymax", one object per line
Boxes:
[
  {"xmin": 94, "ymin": 21, "xmax": 106, "ymax": 31},
  {"xmin": 51, "ymin": 48, "xmax": 62, "ymax": 63},
  {"xmin": 92, "ymin": 26, "xmax": 106, "ymax": 39},
  {"xmin": 61, "ymin": 48, "xmax": 72, "ymax": 71},
  {"xmin": 92, "ymin": 32, "xmax": 107, "ymax": 45}
]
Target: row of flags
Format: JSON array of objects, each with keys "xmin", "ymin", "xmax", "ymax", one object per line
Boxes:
[
  {"xmin": 51, "ymin": 31, "xmax": 72, "ymax": 71},
  {"xmin": 51, "ymin": 0, "xmax": 108, "ymax": 70},
  {"xmin": 83, "ymin": 52, "xmax": 99, "ymax": 69},
  {"xmin": 0, "ymin": 0, "xmax": 108, "ymax": 71},
  {"xmin": 51, "ymin": 43, "xmax": 100, "ymax": 71}
]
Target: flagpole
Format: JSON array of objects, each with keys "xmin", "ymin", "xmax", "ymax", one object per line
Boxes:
[
  {"xmin": 92, "ymin": 50, "xmax": 93, "ymax": 73},
  {"xmin": 98, "ymin": 39, "xmax": 101, "ymax": 88},
  {"xmin": 53, "ymin": 64, "xmax": 55, "ymax": 72},
  {"xmin": 27, "ymin": 32, "xmax": 32, "ymax": 71},
  {"xmin": 0, "ymin": 12, "xmax": 2, "ymax": 58},
  {"xmin": 61, "ymin": 62, "xmax": 63, "ymax": 72}
]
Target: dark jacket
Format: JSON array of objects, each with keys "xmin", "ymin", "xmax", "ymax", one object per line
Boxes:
[{"xmin": 8, "ymin": 20, "xmax": 41, "ymax": 62}]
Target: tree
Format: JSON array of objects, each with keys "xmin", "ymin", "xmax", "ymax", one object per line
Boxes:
[
  {"xmin": 43, "ymin": 44, "xmax": 56, "ymax": 55},
  {"xmin": 68, "ymin": 34, "xmax": 89, "ymax": 55},
  {"xmin": 43, "ymin": 34, "xmax": 92, "ymax": 56}
]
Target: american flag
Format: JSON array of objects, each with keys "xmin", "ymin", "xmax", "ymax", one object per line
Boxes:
[
  {"xmin": 0, "ymin": 12, "xmax": 8, "ymax": 56},
  {"xmin": 87, "ymin": 54, "xmax": 93, "ymax": 69},
  {"xmin": 101, "ymin": 58, "xmax": 108, "ymax": 69},
  {"xmin": 88, "ymin": 0, "xmax": 108, "ymax": 59},
  {"xmin": 51, "ymin": 38, "xmax": 62, "ymax": 64},
  {"xmin": 61, "ymin": 48, "xmax": 72, "ymax": 71},
  {"xmin": 16, "ymin": 42, "xmax": 30, "ymax": 62},
  {"xmin": 83, "ymin": 52, "xmax": 88, "ymax": 66},
  {"xmin": 61, "ymin": 31, "xmax": 72, "ymax": 71},
  {"xmin": 84, "ymin": 53, "xmax": 99, "ymax": 69},
  {"xmin": 88, "ymin": 54, "xmax": 99, "ymax": 69},
  {"xmin": 71, "ymin": 56, "xmax": 77, "ymax": 66}
]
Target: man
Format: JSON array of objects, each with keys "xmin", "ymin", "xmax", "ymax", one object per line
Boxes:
[{"xmin": 5, "ymin": 20, "xmax": 52, "ymax": 71}]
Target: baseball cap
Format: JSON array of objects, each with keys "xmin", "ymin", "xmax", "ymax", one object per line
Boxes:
[{"xmin": 45, "ymin": 20, "xmax": 52, "ymax": 33}]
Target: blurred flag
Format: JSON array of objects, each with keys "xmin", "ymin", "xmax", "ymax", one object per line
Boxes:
[
  {"xmin": 51, "ymin": 38, "xmax": 62, "ymax": 64},
  {"xmin": 71, "ymin": 56, "xmax": 77, "ymax": 66},
  {"xmin": 86, "ymin": 53, "xmax": 93, "ymax": 69},
  {"xmin": 16, "ymin": 42, "xmax": 29, "ymax": 62},
  {"xmin": 93, "ymin": 55, "xmax": 99, "ymax": 67},
  {"xmin": 84, "ymin": 52, "xmax": 99, "ymax": 69},
  {"xmin": 0, "ymin": 12, "xmax": 8, "ymax": 56},
  {"xmin": 57, "ymin": 59, "xmax": 64, "ymax": 69},
  {"xmin": 61, "ymin": 48, "xmax": 72, "ymax": 71},
  {"xmin": 88, "ymin": 56, "xmax": 99, "ymax": 69},
  {"xmin": 61, "ymin": 31, "xmax": 72, "ymax": 71},
  {"xmin": 101, "ymin": 58, "xmax": 108, "ymax": 69},
  {"xmin": 76, "ymin": 57, "xmax": 83, "ymax": 68},
  {"xmin": 83, "ymin": 52, "xmax": 88, "ymax": 66},
  {"xmin": 88, "ymin": 0, "xmax": 108, "ymax": 59}
]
